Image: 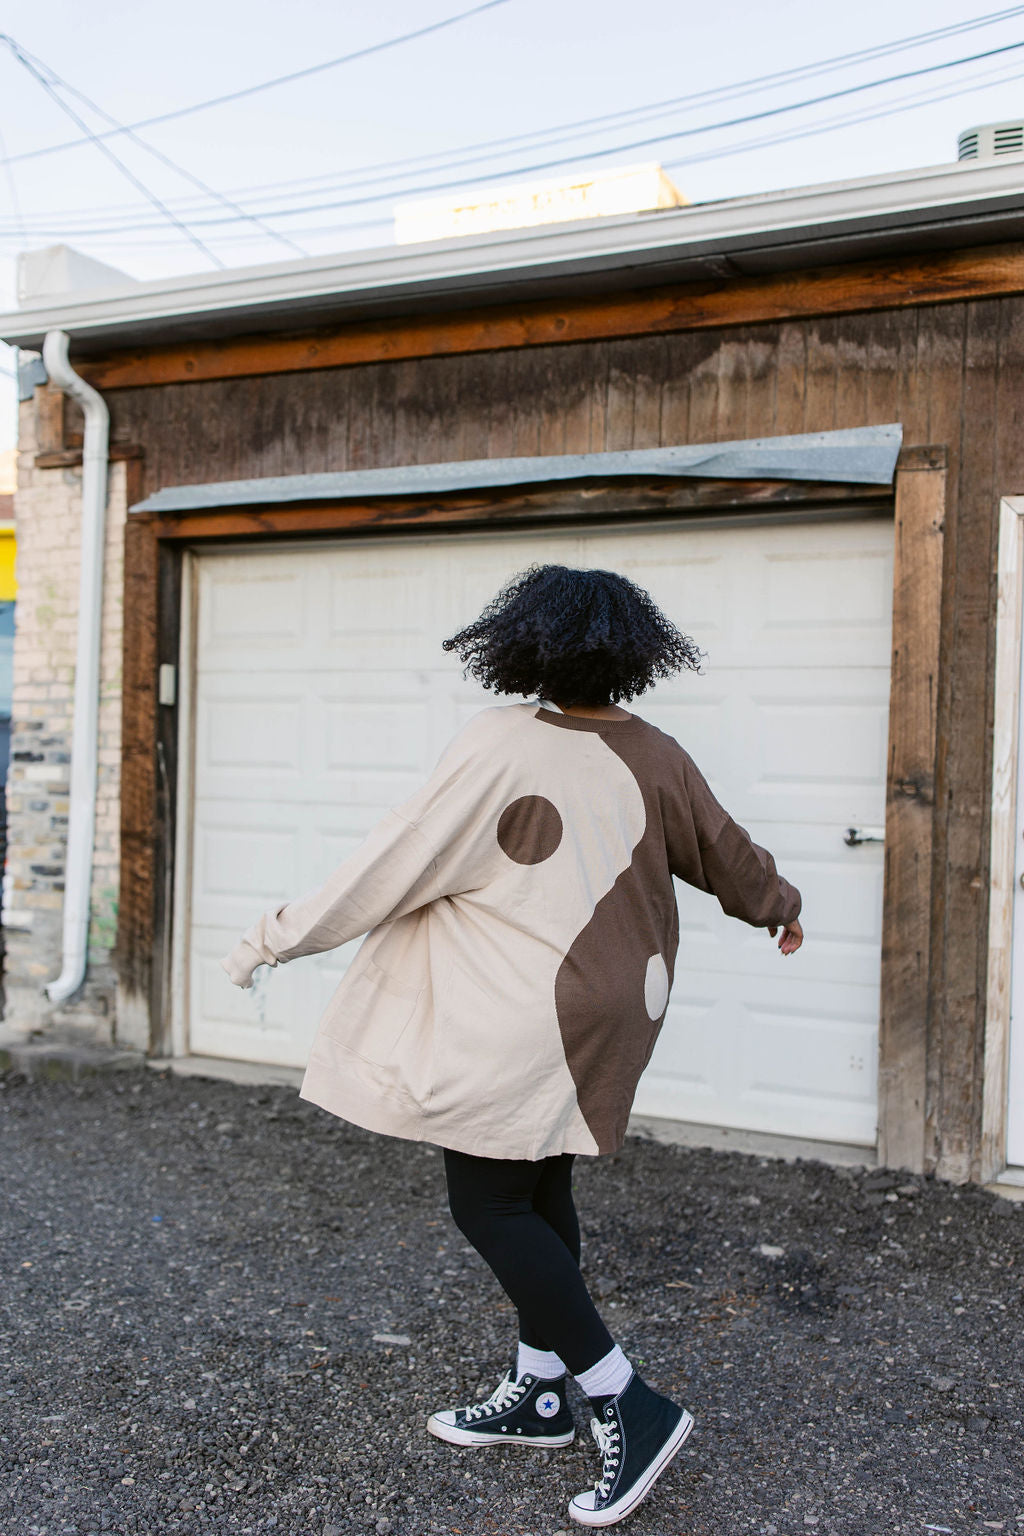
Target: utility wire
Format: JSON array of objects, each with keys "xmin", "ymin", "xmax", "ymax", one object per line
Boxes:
[
  {"xmin": 5, "ymin": 36, "xmax": 308, "ymax": 258},
  {"xmin": 5, "ymin": 32, "xmax": 1019, "ymax": 237},
  {"xmin": 663, "ymin": 57, "xmax": 1024, "ymax": 172},
  {"xmin": 249, "ymin": 34, "xmax": 1024, "ymax": 224},
  {"xmin": 6, "ymin": 54, "xmax": 1023, "ymax": 248},
  {"xmin": 0, "ymin": 0, "xmax": 512, "ymax": 168},
  {"xmin": 0, "ymin": 34, "xmax": 225, "ymax": 267},
  {"xmin": 0, "ymin": 122, "xmax": 26, "ymax": 246},
  {"xmin": 2, "ymin": 2, "xmax": 1021, "ymax": 220},
  {"xmin": 182, "ymin": 2, "xmax": 1024, "ymax": 197}
]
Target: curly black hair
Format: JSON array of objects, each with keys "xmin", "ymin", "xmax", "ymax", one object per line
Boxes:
[{"xmin": 441, "ymin": 563, "xmax": 704, "ymax": 706}]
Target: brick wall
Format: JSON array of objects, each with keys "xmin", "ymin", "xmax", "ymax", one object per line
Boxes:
[{"xmin": 1, "ymin": 391, "xmax": 126, "ymax": 1045}]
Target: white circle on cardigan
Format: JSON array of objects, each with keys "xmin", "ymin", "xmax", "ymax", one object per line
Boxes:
[{"xmin": 644, "ymin": 952, "xmax": 670, "ymax": 1020}]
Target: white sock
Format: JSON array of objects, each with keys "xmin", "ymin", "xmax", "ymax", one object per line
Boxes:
[
  {"xmin": 516, "ymin": 1341, "xmax": 567, "ymax": 1381},
  {"xmin": 574, "ymin": 1344, "xmax": 633, "ymax": 1401}
]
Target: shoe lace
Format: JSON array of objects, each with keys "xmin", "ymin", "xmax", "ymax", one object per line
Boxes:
[
  {"xmin": 464, "ymin": 1372, "xmax": 526, "ymax": 1422},
  {"xmin": 590, "ymin": 1414, "xmax": 622, "ymax": 1500}
]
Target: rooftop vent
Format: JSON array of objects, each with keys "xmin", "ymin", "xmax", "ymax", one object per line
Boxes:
[{"xmin": 958, "ymin": 121, "xmax": 1024, "ymax": 160}]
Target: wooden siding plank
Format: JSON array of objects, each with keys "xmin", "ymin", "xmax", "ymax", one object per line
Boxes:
[
  {"xmin": 835, "ymin": 315, "xmax": 871, "ymax": 429},
  {"xmin": 629, "ymin": 336, "xmax": 666, "ymax": 449},
  {"xmin": 802, "ymin": 317, "xmax": 839, "ymax": 433},
  {"xmin": 604, "ymin": 347, "xmax": 637, "ymax": 452},
  {"xmin": 878, "ymin": 460, "xmax": 946, "ymax": 1173},
  {"xmin": 772, "ymin": 322, "xmax": 806, "ymax": 436},
  {"xmin": 482, "ymin": 350, "xmax": 516, "ymax": 460},
  {"xmin": 687, "ymin": 334, "xmax": 721, "ymax": 445},
  {"xmin": 714, "ymin": 332, "xmax": 752, "ymax": 443},
  {"xmin": 559, "ymin": 346, "xmax": 596, "ymax": 456},
  {"xmin": 659, "ymin": 333, "xmax": 697, "ymax": 446},
  {"xmin": 81, "ymin": 244, "xmax": 1024, "ymax": 393},
  {"xmin": 865, "ymin": 310, "xmax": 902, "ymax": 427},
  {"xmin": 895, "ymin": 309, "xmax": 925, "ymax": 446}
]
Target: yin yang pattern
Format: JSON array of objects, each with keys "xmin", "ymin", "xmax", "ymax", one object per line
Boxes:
[{"xmin": 551, "ymin": 722, "xmax": 682, "ymax": 1155}]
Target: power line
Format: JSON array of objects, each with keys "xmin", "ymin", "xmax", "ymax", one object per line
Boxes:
[
  {"xmin": 190, "ymin": 3, "xmax": 1024, "ymax": 198},
  {"xmin": 3, "ymin": 4, "xmax": 1021, "ymax": 225},
  {"xmin": 6, "ymin": 36, "xmax": 308, "ymax": 259},
  {"xmin": 4, "ymin": 32, "xmax": 1020, "ymax": 237},
  {"xmin": 0, "ymin": 0, "xmax": 512, "ymax": 168},
  {"xmin": 0, "ymin": 122, "xmax": 26, "ymax": 247},
  {"xmin": 0, "ymin": 34, "xmax": 225, "ymax": 268},
  {"xmin": 3, "ymin": 55, "xmax": 1021, "ymax": 251},
  {"xmin": 664, "ymin": 59, "xmax": 1024, "ymax": 173}
]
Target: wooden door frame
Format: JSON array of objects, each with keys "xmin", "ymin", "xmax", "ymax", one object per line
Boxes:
[
  {"xmin": 876, "ymin": 448, "xmax": 946, "ymax": 1173},
  {"xmin": 120, "ymin": 465, "xmax": 948, "ymax": 1173},
  {"xmin": 983, "ymin": 495, "xmax": 1024, "ymax": 1182}
]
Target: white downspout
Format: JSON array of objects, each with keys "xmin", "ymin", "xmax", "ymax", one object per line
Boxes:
[{"xmin": 41, "ymin": 330, "xmax": 110, "ymax": 1004}]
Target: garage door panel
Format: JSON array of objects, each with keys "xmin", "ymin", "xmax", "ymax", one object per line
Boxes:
[
  {"xmin": 201, "ymin": 564, "xmax": 310, "ymax": 654},
  {"xmin": 597, "ymin": 522, "xmax": 892, "ymax": 666},
  {"xmin": 190, "ymin": 929, "xmax": 305, "ymax": 1061},
  {"xmin": 637, "ymin": 675, "xmax": 890, "ymax": 825},
  {"xmin": 205, "ymin": 697, "xmax": 304, "ymax": 770},
  {"xmin": 759, "ymin": 546, "xmax": 892, "ymax": 638},
  {"xmin": 737, "ymin": 996, "xmax": 878, "ymax": 1098},
  {"xmin": 639, "ymin": 986, "xmax": 878, "ymax": 1143},
  {"xmin": 195, "ymin": 825, "xmax": 300, "ymax": 905},
  {"xmin": 323, "ymin": 696, "xmax": 430, "ymax": 773},
  {"xmin": 188, "ymin": 521, "xmax": 892, "ymax": 1143},
  {"xmin": 190, "ymin": 809, "xmax": 381, "ymax": 931}
]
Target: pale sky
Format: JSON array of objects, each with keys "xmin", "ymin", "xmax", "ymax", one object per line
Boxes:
[{"xmin": 2, "ymin": 0, "xmax": 1024, "ymax": 452}]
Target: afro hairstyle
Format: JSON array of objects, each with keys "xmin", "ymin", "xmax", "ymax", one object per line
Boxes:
[{"xmin": 441, "ymin": 563, "xmax": 703, "ymax": 706}]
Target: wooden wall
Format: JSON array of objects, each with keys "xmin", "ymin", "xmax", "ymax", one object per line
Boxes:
[{"xmin": 108, "ymin": 298, "xmax": 1024, "ymax": 1182}]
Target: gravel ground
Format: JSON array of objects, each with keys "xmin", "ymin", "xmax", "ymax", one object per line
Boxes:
[{"xmin": 1, "ymin": 1068, "xmax": 1022, "ymax": 1536}]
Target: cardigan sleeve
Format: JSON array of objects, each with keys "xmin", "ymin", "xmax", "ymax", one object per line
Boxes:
[
  {"xmin": 664, "ymin": 746, "xmax": 802, "ymax": 930},
  {"xmin": 220, "ymin": 714, "xmax": 505, "ymax": 989}
]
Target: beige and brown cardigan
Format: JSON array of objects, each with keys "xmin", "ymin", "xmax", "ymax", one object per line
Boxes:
[{"xmin": 221, "ymin": 701, "xmax": 801, "ymax": 1160}]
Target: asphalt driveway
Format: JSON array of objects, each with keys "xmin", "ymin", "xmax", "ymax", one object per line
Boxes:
[{"xmin": 1, "ymin": 1067, "xmax": 1021, "ymax": 1536}]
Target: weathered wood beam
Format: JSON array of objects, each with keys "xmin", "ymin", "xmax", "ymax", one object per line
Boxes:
[
  {"xmin": 81, "ymin": 243, "xmax": 1024, "ymax": 392},
  {"xmin": 878, "ymin": 454, "xmax": 946, "ymax": 1172},
  {"xmin": 116, "ymin": 487, "xmax": 159, "ymax": 1044}
]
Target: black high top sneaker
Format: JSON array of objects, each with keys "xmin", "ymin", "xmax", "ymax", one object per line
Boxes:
[
  {"xmin": 568, "ymin": 1371, "xmax": 694, "ymax": 1526},
  {"xmin": 427, "ymin": 1368, "xmax": 575, "ymax": 1448}
]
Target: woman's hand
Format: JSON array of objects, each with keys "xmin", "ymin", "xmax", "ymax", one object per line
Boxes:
[{"xmin": 767, "ymin": 917, "xmax": 803, "ymax": 955}]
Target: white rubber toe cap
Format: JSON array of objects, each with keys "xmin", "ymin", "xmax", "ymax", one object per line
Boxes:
[{"xmin": 570, "ymin": 1490, "xmax": 599, "ymax": 1513}]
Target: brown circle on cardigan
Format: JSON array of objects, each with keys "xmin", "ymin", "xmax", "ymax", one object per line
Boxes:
[{"xmin": 497, "ymin": 794, "xmax": 563, "ymax": 864}]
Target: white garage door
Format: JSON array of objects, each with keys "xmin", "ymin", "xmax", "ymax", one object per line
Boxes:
[{"xmin": 186, "ymin": 515, "xmax": 893, "ymax": 1146}]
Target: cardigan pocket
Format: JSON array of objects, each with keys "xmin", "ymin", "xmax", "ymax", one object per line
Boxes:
[{"xmin": 330, "ymin": 956, "xmax": 423, "ymax": 1067}]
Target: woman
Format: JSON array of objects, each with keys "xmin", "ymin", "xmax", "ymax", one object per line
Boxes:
[{"xmin": 221, "ymin": 563, "xmax": 803, "ymax": 1528}]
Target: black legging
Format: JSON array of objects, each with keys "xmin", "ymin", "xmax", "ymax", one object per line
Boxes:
[{"xmin": 443, "ymin": 1147, "xmax": 615, "ymax": 1377}]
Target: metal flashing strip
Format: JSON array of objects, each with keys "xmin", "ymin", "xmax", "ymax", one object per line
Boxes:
[{"xmin": 132, "ymin": 425, "xmax": 904, "ymax": 514}]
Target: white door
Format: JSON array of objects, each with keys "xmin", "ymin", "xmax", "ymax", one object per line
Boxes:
[{"xmin": 186, "ymin": 516, "xmax": 892, "ymax": 1146}]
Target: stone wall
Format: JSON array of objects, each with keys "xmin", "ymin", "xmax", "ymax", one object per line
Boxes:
[{"xmin": 1, "ymin": 389, "xmax": 126, "ymax": 1044}]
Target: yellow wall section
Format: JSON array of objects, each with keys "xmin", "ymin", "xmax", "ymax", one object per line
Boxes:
[{"xmin": 0, "ymin": 526, "xmax": 17, "ymax": 600}]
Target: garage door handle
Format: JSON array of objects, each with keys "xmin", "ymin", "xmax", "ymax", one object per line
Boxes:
[{"xmin": 844, "ymin": 826, "xmax": 885, "ymax": 846}]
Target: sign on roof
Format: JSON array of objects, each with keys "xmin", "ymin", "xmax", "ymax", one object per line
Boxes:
[{"xmin": 395, "ymin": 162, "xmax": 686, "ymax": 244}]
